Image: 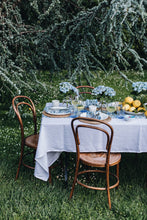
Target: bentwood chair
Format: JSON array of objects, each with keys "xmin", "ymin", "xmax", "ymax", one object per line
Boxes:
[
  {"xmin": 70, "ymin": 117, "xmax": 121, "ymax": 209},
  {"xmin": 12, "ymin": 96, "xmax": 39, "ymax": 180},
  {"xmin": 76, "ymin": 86, "xmax": 94, "ymax": 96}
]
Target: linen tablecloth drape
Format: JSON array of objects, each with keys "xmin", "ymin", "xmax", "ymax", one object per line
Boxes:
[{"xmin": 34, "ymin": 113, "xmax": 147, "ymax": 181}]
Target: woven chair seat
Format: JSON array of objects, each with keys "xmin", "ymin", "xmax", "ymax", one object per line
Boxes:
[
  {"xmin": 80, "ymin": 152, "xmax": 121, "ymax": 167},
  {"xmin": 25, "ymin": 134, "xmax": 39, "ymax": 149}
]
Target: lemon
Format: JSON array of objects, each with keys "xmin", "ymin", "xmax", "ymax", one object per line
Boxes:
[
  {"xmin": 122, "ymin": 104, "xmax": 130, "ymax": 111},
  {"xmin": 137, "ymin": 107, "xmax": 145, "ymax": 112},
  {"xmin": 122, "ymin": 101, "xmax": 126, "ymax": 106},
  {"xmin": 133, "ymin": 100, "xmax": 141, "ymax": 108},
  {"xmin": 144, "ymin": 111, "xmax": 147, "ymax": 118},
  {"xmin": 129, "ymin": 106, "xmax": 136, "ymax": 112},
  {"xmin": 124, "ymin": 96, "xmax": 133, "ymax": 105}
]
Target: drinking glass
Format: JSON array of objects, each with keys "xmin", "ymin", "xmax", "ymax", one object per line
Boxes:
[
  {"xmin": 106, "ymin": 102, "xmax": 117, "ymax": 117},
  {"xmin": 71, "ymin": 99, "xmax": 79, "ymax": 116},
  {"xmin": 115, "ymin": 102, "xmax": 121, "ymax": 114},
  {"xmin": 63, "ymin": 97, "xmax": 72, "ymax": 107},
  {"xmin": 100, "ymin": 100, "xmax": 107, "ymax": 112},
  {"xmin": 89, "ymin": 105, "xmax": 97, "ymax": 118}
]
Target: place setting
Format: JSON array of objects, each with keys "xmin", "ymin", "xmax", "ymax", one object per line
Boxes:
[
  {"xmin": 79, "ymin": 104, "xmax": 110, "ymax": 123},
  {"xmin": 43, "ymin": 100, "xmax": 72, "ymax": 118}
]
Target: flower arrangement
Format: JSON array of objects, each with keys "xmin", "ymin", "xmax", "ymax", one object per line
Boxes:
[
  {"xmin": 131, "ymin": 81, "xmax": 147, "ymax": 108},
  {"xmin": 132, "ymin": 81, "xmax": 147, "ymax": 93},
  {"xmin": 59, "ymin": 82, "xmax": 79, "ymax": 96},
  {"xmin": 92, "ymin": 85, "xmax": 116, "ymax": 100}
]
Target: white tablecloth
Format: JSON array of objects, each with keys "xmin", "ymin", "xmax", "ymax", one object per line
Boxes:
[{"xmin": 34, "ymin": 107, "xmax": 147, "ymax": 181}]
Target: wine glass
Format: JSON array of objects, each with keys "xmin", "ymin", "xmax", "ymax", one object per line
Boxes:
[
  {"xmin": 63, "ymin": 97, "xmax": 72, "ymax": 107},
  {"xmin": 115, "ymin": 102, "xmax": 122, "ymax": 115},
  {"xmin": 72, "ymin": 99, "xmax": 85, "ymax": 116},
  {"xmin": 71, "ymin": 98, "xmax": 79, "ymax": 116},
  {"xmin": 106, "ymin": 102, "xmax": 117, "ymax": 117},
  {"xmin": 100, "ymin": 100, "xmax": 107, "ymax": 112},
  {"xmin": 89, "ymin": 105, "xmax": 97, "ymax": 118}
]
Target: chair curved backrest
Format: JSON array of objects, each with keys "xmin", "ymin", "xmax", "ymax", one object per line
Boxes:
[
  {"xmin": 12, "ymin": 95, "xmax": 37, "ymax": 141},
  {"xmin": 71, "ymin": 117, "xmax": 114, "ymax": 161},
  {"xmin": 76, "ymin": 86, "xmax": 94, "ymax": 95},
  {"xmin": 12, "ymin": 96, "xmax": 38, "ymax": 180}
]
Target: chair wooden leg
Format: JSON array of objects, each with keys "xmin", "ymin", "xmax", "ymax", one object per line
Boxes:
[
  {"xmin": 15, "ymin": 145, "xmax": 24, "ymax": 180},
  {"xmin": 33, "ymin": 150, "xmax": 36, "ymax": 162},
  {"xmin": 49, "ymin": 167, "xmax": 52, "ymax": 184},
  {"xmin": 116, "ymin": 163, "xmax": 119, "ymax": 189},
  {"xmin": 106, "ymin": 166, "xmax": 111, "ymax": 209},
  {"xmin": 70, "ymin": 158, "xmax": 80, "ymax": 199},
  {"xmin": 15, "ymin": 159, "xmax": 22, "ymax": 180},
  {"xmin": 116, "ymin": 163, "xmax": 119, "ymax": 178}
]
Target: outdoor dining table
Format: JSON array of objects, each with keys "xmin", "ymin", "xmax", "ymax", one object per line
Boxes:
[{"xmin": 34, "ymin": 103, "xmax": 147, "ymax": 181}]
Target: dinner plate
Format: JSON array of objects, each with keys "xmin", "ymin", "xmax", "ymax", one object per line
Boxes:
[
  {"xmin": 124, "ymin": 111, "xmax": 144, "ymax": 115},
  {"xmin": 46, "ymin": 107, "xmax": 70, "ymax": 115},
  {"xmin": 49, "ymin": 106, "xmax": 68, "ymax": 111}
]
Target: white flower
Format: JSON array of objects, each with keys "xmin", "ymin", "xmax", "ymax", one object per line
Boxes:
[
  {"xmin": 92, "ymin": 86, "xmax": 116, "ymax": 97},
  {"xmin": 132, "ymin": 82, "xmax": 147, "ymax": 93},
  {"xmin": 59, "ymin": 82, "xmax": 79, "ymax": 96}
]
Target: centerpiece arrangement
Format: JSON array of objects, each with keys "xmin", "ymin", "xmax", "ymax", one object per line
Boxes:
[
  {"xmin": 132, "ymin": 81, "xmax": 147, "ymax": 94},
  {"xmin": 91, "ymin": 85, "xmax": 116, "ymax": 114},
  {"xmin": 122, "ymin": 81, "xmax": 147, "ymax": 116},
  {"xmin": 59, "ymin": 82, "xmax": 79, "ymax": 96},
  {"xmin": 59, "ymin": 82, "xmax": 84, "ymax": 110},
  {"xmin": 91, "ymin": 85, "xmax": 116, "ymax": 100}
]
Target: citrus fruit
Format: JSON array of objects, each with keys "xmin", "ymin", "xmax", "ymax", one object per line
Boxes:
[
  {"xmin": 133, "ymin": 100, "xmax": 141, "ymax": 108},
  {"xmin": 129, "ymin": 106, "xmax": 136, "ymax": 112},
  {"xmin": 124, "ymin": 97, "xmax": 133, "ymax": 105},
  {"xmin": 122, "ymin": 101, "xmax": 126, "ymax": 106},
  {"xmin": 122, "ymin": 104, "xmax": 130, "ymax": 111},
  {"xmin": 137, "ymin": 107, "xmax": 145, "ymax": 112}
]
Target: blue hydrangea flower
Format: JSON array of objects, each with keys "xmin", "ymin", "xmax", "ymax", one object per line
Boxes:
[
  {"xmin": 92, "ymin": 86, "xmax": 116, "ymax": 98},
  {"xmin": 59, "ymin": 82, "xmax": 79, "ymax": 96},
  {"xmin": 132, "ymin": 82, "xmax": 147, "ymax": 93}
]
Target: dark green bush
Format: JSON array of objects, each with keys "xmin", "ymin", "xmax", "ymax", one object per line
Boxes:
[{"xmin": 0, "ymin": 0, "xmax": 147, "ymax": 98}]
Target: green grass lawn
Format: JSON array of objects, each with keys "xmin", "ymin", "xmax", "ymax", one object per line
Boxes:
[{"xmin": 0, "ymin": 70, "xmax": 147, "ymax": 219}]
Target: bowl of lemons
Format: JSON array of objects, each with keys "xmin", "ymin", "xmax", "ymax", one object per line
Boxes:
[{"xmin": 122, "ymin": 96, "xmax": 146, "ymax": 115}]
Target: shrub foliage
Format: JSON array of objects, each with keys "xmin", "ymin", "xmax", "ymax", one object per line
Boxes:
[{"xmin": 0, "ymin": 0, "xmax": 147, "ymax": 96}]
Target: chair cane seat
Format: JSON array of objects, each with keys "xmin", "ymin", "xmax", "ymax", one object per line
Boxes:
[
  {"xmin": 25, "ymin": 134, "xmax": 39, "ymax": 149},
  {"xmin": 80, "ymin": 152, "xmax": 121, "ymax": 167}
]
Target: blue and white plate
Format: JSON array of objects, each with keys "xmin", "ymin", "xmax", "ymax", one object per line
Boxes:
[
  {"xmin": 124, "ymin": 111, "xmax": 144, "ymax": 116},
  {"xmin": 46, "ymin": 106, "xmax": 70, "ymax": 115},
  {"xmin": 80, "ymin": 112, "xmax": 108, "ymax": 120}
]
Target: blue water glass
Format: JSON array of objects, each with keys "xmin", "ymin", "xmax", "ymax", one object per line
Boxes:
[{"xmin": 69, "ymin": 105, "xmax": 74, "ymax": 116}]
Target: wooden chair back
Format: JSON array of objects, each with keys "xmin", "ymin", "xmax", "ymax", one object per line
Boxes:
[
  {"xmin": 71, "ymin": 117, "xmax": 113, "ymax": 160},
  {"xmin": 76, "ymin": 86, "xmax": 94, "ymax": 95},
  {"xmin": 12, "ymin": 96, "xmax": 37, "ymax": 141}
]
